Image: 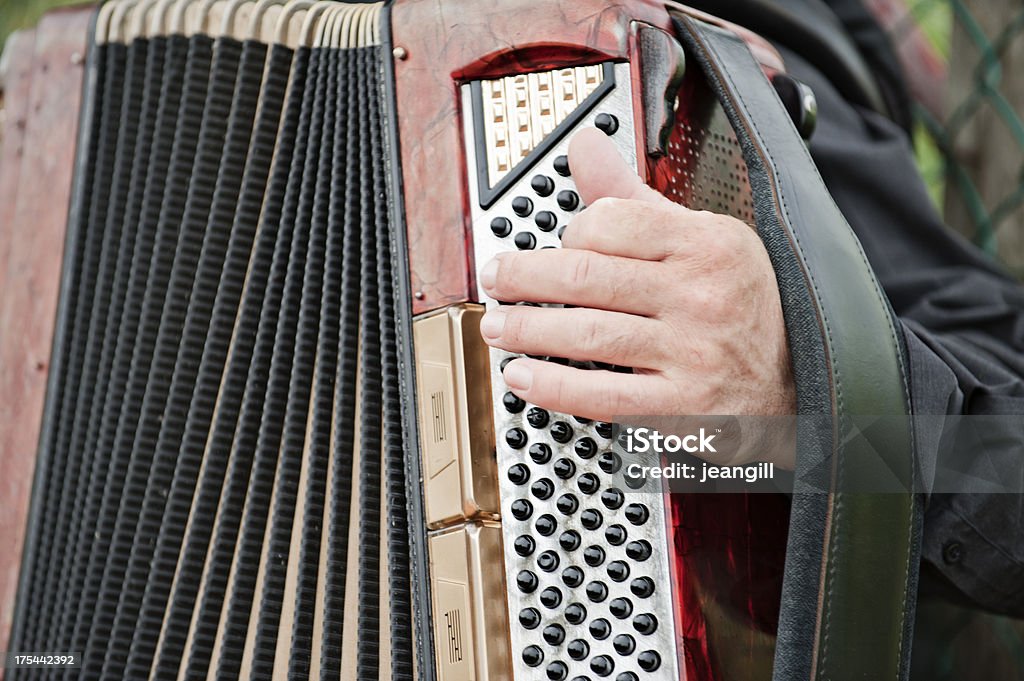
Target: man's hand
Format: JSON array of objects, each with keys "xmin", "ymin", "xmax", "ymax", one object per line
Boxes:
[{"xmin": 478, "ymin": 127, "xmax": 796, "ymax": 428}]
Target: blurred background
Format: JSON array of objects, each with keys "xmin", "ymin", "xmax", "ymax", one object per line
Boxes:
[{"xmin": 0, "ymin": 1, "xmax": 88, "ymax": 50}]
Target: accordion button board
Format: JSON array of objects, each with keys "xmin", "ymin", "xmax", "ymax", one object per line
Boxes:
[{"xmin": 452, "ymin": 62, "xmax": 682, "ymax": 681}]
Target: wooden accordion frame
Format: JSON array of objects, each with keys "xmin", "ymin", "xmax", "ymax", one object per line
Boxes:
[{"xmin": 0, "ymin": 1, "xmax": 920, "ymax": 681}]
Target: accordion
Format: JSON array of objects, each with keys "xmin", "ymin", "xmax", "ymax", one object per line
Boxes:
[{"xmin": 3, "ymin": 1, "xmax": 920, "ymax": 680}]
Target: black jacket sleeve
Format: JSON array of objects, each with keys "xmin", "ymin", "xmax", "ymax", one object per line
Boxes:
[{"xmin": 779, "ymin": 44, "xmax": 1024, "ymax": 616}]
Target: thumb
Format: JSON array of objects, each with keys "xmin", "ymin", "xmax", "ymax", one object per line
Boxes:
[{"xmin": 567, "ymin": 126, "xmax": 665, "ymax": 206}]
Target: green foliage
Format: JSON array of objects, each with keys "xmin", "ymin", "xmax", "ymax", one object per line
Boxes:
[{"xmin": 0, "ymin": 0, "xmax": 84, "ymax": 52}]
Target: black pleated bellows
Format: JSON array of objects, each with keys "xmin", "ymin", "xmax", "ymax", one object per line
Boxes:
[{"xmin": 9, "ymin": 6, "xmax": 412, "ymax": 680}]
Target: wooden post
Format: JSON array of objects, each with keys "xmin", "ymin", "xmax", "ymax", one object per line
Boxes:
[{"xmin": 0, "ymin": 6, "xmax": 89, "ymax": 665}]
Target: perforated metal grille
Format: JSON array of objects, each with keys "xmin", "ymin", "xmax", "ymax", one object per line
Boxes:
[{"xmin": 652, "ymin": 74, "xmax": 755, "ymax": 226}]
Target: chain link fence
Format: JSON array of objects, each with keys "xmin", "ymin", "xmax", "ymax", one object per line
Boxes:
[{"xmin": 886, "ymin": 0, "xmax": 1024, "ymax": 277}]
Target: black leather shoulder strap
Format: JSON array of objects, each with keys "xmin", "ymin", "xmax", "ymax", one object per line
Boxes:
[{"xmin": 671, "ymin": 15, "xmax": 922, "ymax": 681}]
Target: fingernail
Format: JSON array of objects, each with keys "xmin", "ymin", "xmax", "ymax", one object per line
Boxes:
[
  {"xmin": 503, "ymin": 360, "xmax": 533, "ymax": 391},
  {"xmin": 479, "ymin": 307, "xmax": 506, "ymax": 340},
  {"xmin": 479, "ymin": 257, "xmax": 499, "ymax": 290}
]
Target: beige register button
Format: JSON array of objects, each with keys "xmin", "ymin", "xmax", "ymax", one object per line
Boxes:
[
  {"xmin": 429, "ymin": 522, "xmax": 511, "ymax": 681},
  {"xmin": 413, "ymin": 305, "xmax": 499, "ymax": 529}
]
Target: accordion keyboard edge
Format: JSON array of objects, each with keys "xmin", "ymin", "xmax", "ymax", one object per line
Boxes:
[{"xmin": 7, "ymin": 1, "xmax": 787, "ymax": 681}]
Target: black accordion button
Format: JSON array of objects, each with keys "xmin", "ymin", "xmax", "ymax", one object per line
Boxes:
[
  {"xmin": 637, "ymin": 651, "xmax": 661, "ymax": 672},
  {"xmin": 551, "ymin": 421, "xmax": 573, "ymax": 443},
  {"xmin": 633, "ymin": 613, "xmax": 658, "ymax": 635},
  {"xmin": 530, "ymin": 442, "xmax": 552, "ymax": 464},
  {"xmin": 630, "ymin": 577, "xmax": 655, "ymax": 598},
  {"xmin": 574, "ymin": 437, "xmax": 597, "ymax": 459},
  {"xmin": 537, "ymin": 550, "xmax": 560, "ymax": 572},
  {"xmin": 609, "ymin": 597, "xmax": 633, "ymax": 619},
  {"xmin": 559, "ymin": 530, "xmax": 581, "ymax": 551},
  {"xmin": 595, "ymin": 113, "xmax": 619, "ymax": 135},
  {"xmin": 506, "ymin": 428, "xmax": 528, "ymax": 449},
  {"xmin": 536, "ymin": 514, "xmax": 557, "ymax": 536},
  {"xmin": 514, "ymin": 535, "xmax": 536, "ymax": 557},
  {"xmin": 554, "ymin": 154, "xmax": 571, "ymax": 176},
  {"xmin": 585, "ymin": 581, "xmax": 608, "ymax": 603},
  {"xmin": 531, "ymin": 478, "xmax": 555, "ymax": 500},
  {"xmin": 598, "ymin": 452, "xmax": 621, "ymax": 474},
  {"xmin": 543, "ymin": 624, "xmax": 566, "ymax": 645},
  {"xmin": 580, "ymin": 508, "xmax": 603, "ymax": 530},
  {"xmin": 527, "ymin": 407, "xmax": 550, "ymax": 428},
  {"xmin": 583, "ymin": 545, "xmax": 606, "ymax": 567},
  {"xmin": 519, "ymin": 607, "xmax": 541, "ymax": 629},
  {"xmin": 535, "ymin": 210, "xmax": 558, "ymax": 231},
  {"xmin": 577, "ymin": 473, "xmax": 600, "ymax": 495},
  {"xmin": 556, "ymin": 493, "xmax": 579, "ymax": 515},
  {"xmin": 624, "ymin": 469, "xmax": 647, "ymax": 490},
  {"xmin": 589, "ymin": 618, "xmax": 611, "ymax": 640},
  {"xmin": 562, "ymin": 566, "xmax": 585, "ymax": 588},
  {"xmin": 547, "ymin": 661, "xmax": 568, "ymax": 681},
  {"xmin": 508, "ymin": 464, "xmax": 530, "ymax": 485},
  {"xmin": 612, "ymin": 634, "xmax": 635, "ymax": 656},
  {"xmin": 503, "ymin": 391, "xmax": 526, "ymax": 413},
  {"xmin": 616, "ymin": 674, "xmax": 639, "ymax": 681},
  {"xmin": 523, "ymin": 645, "xmax": 545, "ymax": 667},
  {"xmin": 501, "ymin": 356, "xmax": 517, "ymax": 371},
  {"xmin": 553, "ymin": 457, "xmax": 576, "ymax": 479},
  {"xmin": 511, "ymin": 499, "xmax": 533, "ymax": 520},
  {"xmin": 565, "ymin": 602, "xmax": 588, "ymax": 624},
  {"xmin": 556, "ymin": 190, "xmax": 579, "ymax": 211},
  {"xmin": 513, "ymin": 196, "xmax": 534, "ymax": 216},
  {"xmin": 568, "ymin": 639, "xmax": 590, "ymax": 660},
  {"xmin": 601, "ymin": 488, "xmax": 624, "ymax": 510},
  {"xmin": 590, "ymin": 654, "xmax": 615, "ymax": 677},
  {"xmin": 531, "ymin": 174, "xmax": 555, "ymax": 197},
  {"xmin": 515, "ymin": 232, "xmax": 537, "ymax": 250},
  {"xmin": 607, "ymin": 560, "xmax": 630, "ymax": 583},
  {"xmin": 491, "ymin": 216, "xmax": 513, "ymax": 237},
  {"xmin": 625, "ymin": 540, "xmax": 652, "ymax": 561},
  {"xmin": 624, "ymin": 503, "xmax": 650, "ymax": 526},
  {"xmin": 517, "ymin": 570, "xmax": 539, "ymax": 593},
  {"xmin": 605, "ymin": 524, "xmax": 627, "ymax": 546},
  {"xmin": 595, "ymin": 421, "xmax": 614, "ymax": 439},
  {"xmin": 540, "ymin": 586, "xmax": 563, "ymax": 608}
]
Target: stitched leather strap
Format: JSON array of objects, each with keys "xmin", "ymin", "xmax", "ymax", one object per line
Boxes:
[{"xmin": 671, "ymin": 15, "xmax": 922, "ymax": 681}]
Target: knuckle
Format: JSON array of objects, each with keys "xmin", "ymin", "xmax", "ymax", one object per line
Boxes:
[
  {"xmin": 614, "ymin": 380, "xmax": 648, "ymax": 415},
  {"xmin": 551, "ymin": 372, "xmax": 574, "ymax": 412},
  {"xmin": 503, "ymin": 254, "xmax": 530, "ymax": 290},
  {"xmin": 569, "ymin": 251, "xmax": 594, "ymax": 290},
  {"xmin": 587, "ymin": 196, "xmax": 621, "ymax": 216},
  {"xmin": 578, "ymin": 314, "xmax": 623, "ymax": 362},
  {"xmin": 502, "ymin": 308, "xmax": 530, "ymax": 345},
  {"xmin": 578, "ymin": 315, "xmax": 602, "ymax": 355}
]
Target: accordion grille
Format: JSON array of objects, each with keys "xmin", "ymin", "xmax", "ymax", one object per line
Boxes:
[{"xmin": 9, "ymin": 3, "xmax": 415, "ymax": 680}]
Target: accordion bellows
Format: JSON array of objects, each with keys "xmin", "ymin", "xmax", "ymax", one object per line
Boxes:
[
  {"xmin": 13, "ymin": 2, "xmax": 410, "ymax": 679},
  {"xmin": 8, "ymin": 1, "xmax": 801, "ymax": 681}
]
